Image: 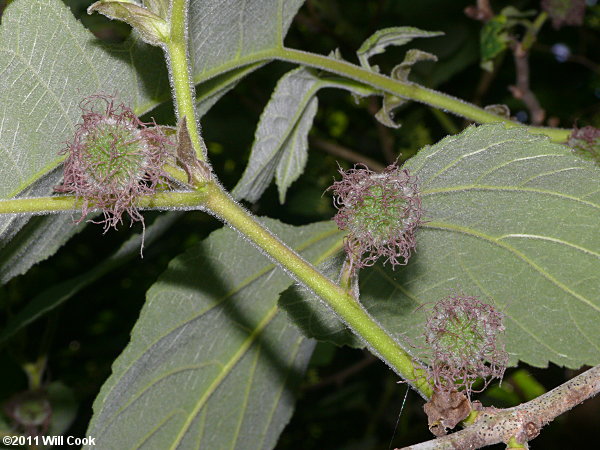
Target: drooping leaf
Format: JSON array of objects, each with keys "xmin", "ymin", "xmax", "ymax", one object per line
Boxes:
[
  {"xmin": 375, "ymin": 49, "xmax": 438, "ymax": 128},
  {"xmin": 283, "ymin": 124, "xmax": 600, "ymax": 369},
  {"xmin": 356, "ymin": 26, "xmax": 443, "ymax": 70},
  {"xmin": 85, "ymin": 219, "xmax": 344, "ymax": 449},
  {"xmin": 233, "ymin": 68, "xmax": 372, "ymax": 203},
  {"xmin": 0, "ymin": 213, "xmax": 180, "ymax": 344},
  {"xmin": 355, "ymin": 27, "xmax": 443, "ymax": 129},
  {"xmin": 0, "ymin": 169, "xmax": 84, "ymax": 283}
]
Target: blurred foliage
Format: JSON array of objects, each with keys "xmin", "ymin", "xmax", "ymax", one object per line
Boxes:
[{"xmin": 0, "ymin": 0, "xmax": 599, "ymax": 448}]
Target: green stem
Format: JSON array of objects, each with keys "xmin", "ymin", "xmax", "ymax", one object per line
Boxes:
[
  {"xmin": 203, "ymin": 182, "xmax": 433, "ymax": 399},
  {"xmin": 274, "ymin": 48, "xmax": 569, "ymax": 142},
  {"xmin": 0, "ymin": 190, "xmax": 208, "ymax": 215},
  {"xmin": 166, "ymin": 0, "xmax": 206, "ymax": 161}
]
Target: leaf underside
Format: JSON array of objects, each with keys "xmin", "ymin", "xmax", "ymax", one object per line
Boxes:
[
  {"xmin": 85, "ymin": 219, "xmax": 343, "ymax": 449},
  {"xmin": 285, "ymin": 124, "xmax": 600, "ymax": 369},
  {"xmin": 0, "ymin": 0, "xmax": 169, "ymax": 279},
  {"xmin": 233, "ymin": 67, "xmax": 371, "ymax": 204},
  {"xmin": 0, "ymin": 0, "xmax": 303, "ymax": 280}
]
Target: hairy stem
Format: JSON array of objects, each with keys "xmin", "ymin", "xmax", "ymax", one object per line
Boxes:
[
  {"xmin": 0, "ymin": 190, "xmax": 208, "ymax": 215},
  {"xmin": 159, "ymin": 1, "xmax": 433, "ymax": 397},
  {"xmin": 275, "ymin": 48, "xmax": 569, "ymax": 142},
  {"xmin": 202, "ymin": 181, "xmax": 433, "ymax": 398},
  {"xmin": 166, "ymin": 0, "xmax": 206, "ymax": 161}
]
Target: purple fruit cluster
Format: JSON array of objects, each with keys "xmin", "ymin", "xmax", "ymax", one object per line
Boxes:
[
  {"xmin": 56, "ymin": 95, "xmax": 172, "ymax": 230},
  {"xmin": 329, "ymin": 164, "xmax": 423, "ymax": 272},
  {"xmin": 424, "ymin": 295, "xmax": 508, "ymax": 397}
]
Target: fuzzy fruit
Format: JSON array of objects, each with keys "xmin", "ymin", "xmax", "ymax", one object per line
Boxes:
[
  {"xmin": 56, "ymin": 95, "xmax": 172, "ymax": 230},
  {"xmin": 329, "ymin": 164, "xmax": 423, "ymax": 271}
]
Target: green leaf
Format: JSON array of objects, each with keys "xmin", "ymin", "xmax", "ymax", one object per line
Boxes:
[
  {"xmin": 279, "ymin": 255, "xmax": 362, "ymax": 348},
  {"xmin": 375, "ymin": 49, "xmax": 438, "ymax": 128},
  {"xmin": 480, "ymin": 15, "xmax": 509, "ymax": 71},
  {"xmin": 0, "ymin": 213, "xmax": 180, "ymax": 344},
  {"xmin": 187, "ymin": 0, "xmax": 304, "ymax": 100},
  {"xmin": 285, "ymin": 125, "xmax": 600, "ymax": 369},
  {"xmin": 233, "ymin": 68, "xmax": 372, "ymax": 203},
  {"xmin": 356, "ymin": 26, "xmax": 443, "ymax": 70},
  {"xmin": 88, "ymin": 1, "xmax": 170, "ymax": 46},
  {"xmin": 85, "ymin": 219, "xmax": 343, "ymax": 449},
  {"xmin": 0, "ymin": 214, "xmax": 84, "ymax": 284},
  {"xmin": 0, "ymin": 0, "xmax": 169, "ymax": 279}
]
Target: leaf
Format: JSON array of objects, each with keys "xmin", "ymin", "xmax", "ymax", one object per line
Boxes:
[
  {"xmin": 233, "ymin": 68, "xmax": 372, "ymax": 203},
  {"xmin": 188, "ymin": 0, "xmax": 304, "ymax": 83},
  {"xmin": 0, "ymin": 0, "xmax": 169, "ymax": 280},
  {"xmin": 356, "ymin": 26, "xmax": 443, "ymax": 70},
  {"xmin": 0, "ymin": 213, "xmax": 180, "ymax": 344},
  {"xmin": 0, "ymin": 169, "xmax": 84, "ymax": 283},
  {"xmin": 480, "ymin": 15, "xmax": 509, "ymax": 71},
  {"xmin": 196, "ymin": 62, "xmax": 267, "ymax": 118},
  {"xmin": 376, "ymin": 49, "xmax": 438, "ymax": 128},
  {"xmin": 0, "ymin": 215, "xmax": 84, "ymax": 284},
  {"xmin": 85, "ymin": 219, "xmax": 344, "ymax": 449},
  {"xmin": 284, "ymin": 125, "xmax": 600, "ymax": 369},
  {"xmin": 274, "ymin": 98, "xmax": 318, "ymax": 204},
  {"xmin": 88, "ymin": 1, "xmax": 169, "ymax": 46},
  {"xmin": 279, "ymin": 254, "xmax": 361, "ymax": 348},
  {"xmin": 356, "ymin": 28, "xmax": 443, "ymax": 129}
]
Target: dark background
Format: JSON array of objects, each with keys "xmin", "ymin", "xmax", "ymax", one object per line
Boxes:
[{"xmin": 1, "ymin": 0, "xmax": 599, "ymax": 448}]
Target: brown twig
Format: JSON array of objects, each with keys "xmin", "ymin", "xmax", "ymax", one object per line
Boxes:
[
  {"xmin": 399, "ymin": 363, "xmax": 600, "ymax": 449},
  {"xmin": 509, "ymin": 41, "xmax": 546, "ymax": 126},
  {"xmin": 310, "ymin": 137, "xmax": 386, "ymax": 171}
]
